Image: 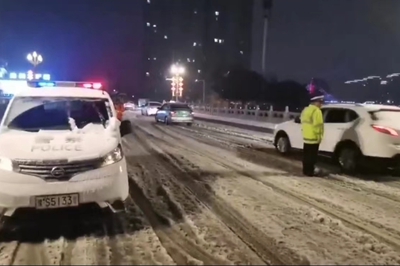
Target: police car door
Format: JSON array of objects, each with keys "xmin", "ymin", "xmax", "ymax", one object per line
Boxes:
[{"xmin": 319, "ymin": 108, "xmax": 350, "ymax": 153}]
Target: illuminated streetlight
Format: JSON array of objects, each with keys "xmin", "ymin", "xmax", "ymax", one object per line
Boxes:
[
  {"xmin": 170, "ymin": 64, "xmax": 185, "ymax": 75},
  {"xmin": 26, "ymin": 51, "xmax": 43, "ymax": 69},
  {"xmin": 170, "ymin": 64, "xmax": 185, "ymax": 101}
]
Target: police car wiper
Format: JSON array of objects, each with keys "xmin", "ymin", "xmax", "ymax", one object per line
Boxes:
[{"xmin": 93, "ymin": 104, "xmax": 106, "ymax": 128}]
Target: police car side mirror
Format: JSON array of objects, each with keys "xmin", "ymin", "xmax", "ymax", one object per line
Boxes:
[
  {"xmin": 294, "ymin": 116, "xmax": 301, "ymax": 123},
  {"xmin": 120, "ymin": 120, "xmax": 132, "ymax": 137}
]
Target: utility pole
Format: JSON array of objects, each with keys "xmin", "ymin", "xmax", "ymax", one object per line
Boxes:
[{"xmin": 261, "ymin": 0, "xmax": 273, "ymax": 75}]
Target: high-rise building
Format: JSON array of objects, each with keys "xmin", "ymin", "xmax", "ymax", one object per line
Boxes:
[{"xmin": 142, "ymin": 0, "xmax": 253, "ymax": 100}]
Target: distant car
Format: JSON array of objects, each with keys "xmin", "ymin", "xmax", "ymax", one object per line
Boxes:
[
  {"xmin": 141, "ymin": 101, "xmax": 162, "ymax": 116},
  {"xmin": 155, "ymin": 102, "xmax": 194, "ymax": 126},
  {"xmin": 138, "ymin": 98, "xmax": 149, "ymax": 109},
  {"xmin": 273, "ymin": 103, "xmax": 400, "ymax": 173},
  {"xmin": 124, "ymin": 102, "xmax": 136, "ymax": 111}
]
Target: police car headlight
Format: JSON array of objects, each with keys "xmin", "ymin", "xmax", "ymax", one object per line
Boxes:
[
  {"xmin": 101, "ymin": 145, "xmax": 123, "ymax": 166},
  {"xmin": 0, "ymin": 157, "xmax": 13, "ymax": 171}
]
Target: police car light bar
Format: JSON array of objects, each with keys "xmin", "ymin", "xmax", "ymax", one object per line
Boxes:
[
  {"xmin": 81, "ymin": 82, "xmax": 102, "ymax": 89},
  {"xmin": 28, "ymin": 81, "xmax": 56, "ymax": 88},
  {"xmin": 27, "ymin": 81, "xmax": 103, "ymax": 89}
]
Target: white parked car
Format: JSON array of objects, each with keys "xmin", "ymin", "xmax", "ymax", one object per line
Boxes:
[
  {"xmin": 142, "ymin": 101, "xmax": 162, "ymax": 116},
  {"xmin": 273, "ymin": 103, "xmax": 400, "ymax": 173},
  {"xmin": 0, "ymin": 81, "xmax": 131, "ymax": 218}
]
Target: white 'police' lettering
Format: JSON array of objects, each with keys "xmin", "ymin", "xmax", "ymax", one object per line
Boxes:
[{"xmin": 31, "ymin": 145, "xmax": 83, "ymax": 152}]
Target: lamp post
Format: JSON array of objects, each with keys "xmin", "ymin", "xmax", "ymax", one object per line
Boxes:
[
  {"xmin": 195, "ymin": 79, "xmax": 206, "ymax": 104},
  {"xmin": 26, "ymin": 52, "xmax": 43, "ymax": 73},
  {"xmin": 170, "ymin": 64, "xmax": 185, "ymax": 101}
]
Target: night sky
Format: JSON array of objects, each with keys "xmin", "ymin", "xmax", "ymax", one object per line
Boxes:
[
  {"xmin": 0, "ymin": 0, "xmax": 143, "ymax": 93},
  {"xmin": 266, "ymin": 0, "xmax": 400, "ymax": 97},
  {"xmin": 0, "ymin": 0, "xmax": 399, "ymax": 98}
]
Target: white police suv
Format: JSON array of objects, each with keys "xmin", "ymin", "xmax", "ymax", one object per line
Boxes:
[{"xmin": 0, "ymin": 80, "xmax": 131, "ymax": 217}]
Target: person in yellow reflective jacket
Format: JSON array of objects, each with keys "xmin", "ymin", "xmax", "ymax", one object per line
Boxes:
[
  {"xmin": 115, "ymin": 103, "xmax": 124, "ymax": 121},
  {"xmin": 300, "ymin": 95, "xmax": 324, "ymax": 176}
]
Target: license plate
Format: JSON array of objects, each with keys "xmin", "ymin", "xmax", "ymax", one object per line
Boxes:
[
  {"xmin": 178, "ymin": 112, "xmax": 188, "ymax": 117},
  {"xmin": 35, "ymin": 194, "xmax": 79, "ymax": 209}
]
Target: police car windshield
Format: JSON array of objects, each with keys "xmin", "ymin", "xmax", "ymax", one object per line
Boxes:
[{"xmin": 6, "ymin": 97, "xmax": 110, "ymax": 132}]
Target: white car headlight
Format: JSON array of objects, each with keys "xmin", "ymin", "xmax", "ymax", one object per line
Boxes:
[
  {"xmin": 0, "ymin": 157, "xmax": 13, "ymax": 171},
  {"xmin": 101, "ymin": 145, "xmax": 123, "ymax": 167}
]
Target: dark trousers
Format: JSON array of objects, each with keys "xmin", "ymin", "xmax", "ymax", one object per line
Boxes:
[{"xmin": 303, "ymin": 143, "xmax": 319, "ymax": 176}]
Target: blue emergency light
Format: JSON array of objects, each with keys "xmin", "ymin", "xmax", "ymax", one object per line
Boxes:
[
  {"xmin": 38, "ymin": 82, "xmax": 56, "ymax": 87},
  {"xmin": 27, "ymin": 81, "xmax": 56, "ymax": 88}
]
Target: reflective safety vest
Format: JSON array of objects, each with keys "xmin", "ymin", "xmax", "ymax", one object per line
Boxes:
[
  {"xmin": 300, "ymin": 104, "xmax": 324, "ymax": 144},
  {"xmin": 116, "ymin": 105, "xmax": 124, "ymax": 121}
]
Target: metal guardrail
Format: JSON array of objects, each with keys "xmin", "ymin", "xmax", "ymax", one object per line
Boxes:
[{"xmin": 192, "ymin": 106, "xmax": 301, "ymax": 123}]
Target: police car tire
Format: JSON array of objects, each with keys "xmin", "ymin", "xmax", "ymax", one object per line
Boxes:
[
  {"xmin": 338, "ymin": 146, "xmax": 361, "ymax": 174},
  {"xmin": 276, "ymin": 135, "xmax": 290, "ymax": 154}
]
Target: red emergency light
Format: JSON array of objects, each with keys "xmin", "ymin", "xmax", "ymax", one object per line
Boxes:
[{"xmin": 79, "ymin": 82, "xmax": 102, "ymax": 89}]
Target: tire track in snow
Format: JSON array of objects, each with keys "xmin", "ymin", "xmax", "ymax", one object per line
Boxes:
[
  {"xmin": 165, "ymin": 122, "xmax": 400, "ymax": 205},
  {"xmin": 0, "ymin": 242, "xmax": 20, "ymax": 265},
  {"xmin": 143, "ymin": 121, "xmax": 400, "ymax": 254},
  {"xmin": 125, "ymin": 129, "xmax": 266, "ymax": 265},
  {"xmin": 132, "ymin": 124, "xmax": 310, "ymax": 265}
]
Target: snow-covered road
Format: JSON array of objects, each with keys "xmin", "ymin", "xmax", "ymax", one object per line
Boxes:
[{"xmin": 1, "ymin": 112, "xmax": 400, "ymax": 265}]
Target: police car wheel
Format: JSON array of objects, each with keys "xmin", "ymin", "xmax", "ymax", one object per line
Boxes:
[
  {"xmin": 276, "ymin": 135, "xmax": 290, "ymax": 154},
  {"xmin": 338, "ymin": 146, "xmax": 360, "ymax": 174}
]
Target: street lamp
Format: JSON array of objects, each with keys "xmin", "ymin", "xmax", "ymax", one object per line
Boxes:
[
  {"xmin": 170, "ymin": 64, "xmax": 185, "ymax": 75},
  {"xmin": 170, "ymin": 64, "xmax": 185, "ymax": 101},
  {"xmin": 195, "ymin": 79, "xmax": 206, "ymax": 104},
  {"xmin": 26, "ymin": 52, "xmax": 43, "ymax": 71}
]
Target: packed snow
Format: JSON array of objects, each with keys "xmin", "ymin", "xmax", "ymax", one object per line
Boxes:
[
  {"xmin": 0, "ymin": 111, "xmax": 400, "ymax": 264},
  {"xmin": 193, "ymin": 111, "xmax": 278, "ymax": 129}
]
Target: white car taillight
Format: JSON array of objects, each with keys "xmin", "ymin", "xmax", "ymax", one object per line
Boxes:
[{"xmin": 371, "ymin": 124, "xmax": 399, "ymax": 136}]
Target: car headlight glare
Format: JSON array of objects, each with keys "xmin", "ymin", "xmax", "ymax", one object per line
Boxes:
[
  {"xmin": 102, "ymin": 145, "xmax": 123, "ymax": 166},
  {"xmin": 0, "ymin": 157, "xmax": 13, "ymax": 171}
]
